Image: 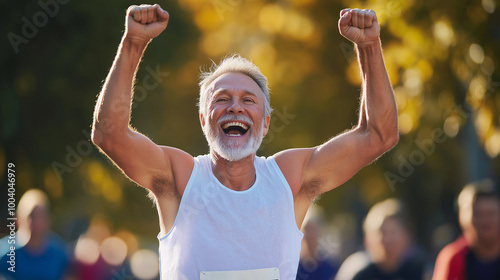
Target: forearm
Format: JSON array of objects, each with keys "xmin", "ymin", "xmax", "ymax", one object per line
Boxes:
[
  {"xmin": 92, "ymin": 38, "xmax": 148, "ymax": 144},
  {"xmin": 356, "ymin": 40, "xmax": 398, "ymax": 144}
]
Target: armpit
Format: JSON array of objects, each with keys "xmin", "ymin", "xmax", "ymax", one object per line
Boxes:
[
  {"xmin": 298, "ymin": 178, "xmax": 323, "ymax": 201},
  {"xmin": 151, "ymin": 175, "xmax": 179, "ymax": 199}
]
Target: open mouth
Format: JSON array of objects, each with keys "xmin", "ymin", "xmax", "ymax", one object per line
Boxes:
[{"xmin": 221, "ymin": 121, "xmax": 249, "ymax": 136}]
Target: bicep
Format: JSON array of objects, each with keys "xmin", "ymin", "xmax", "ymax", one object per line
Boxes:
[
  {"xmin": 303, "ymin": 128, "xmax": 388, "ymax": 193},
  {"xmin": 97, "ymin": 129, "xmax": 177, "ymax": 191}
]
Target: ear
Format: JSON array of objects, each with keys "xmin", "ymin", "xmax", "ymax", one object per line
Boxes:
[
  {"xmin": 200, "ymin": 113, "xmax": 206, "ymax": 128},
  {"xmin": 363, "ymin": 233, "xmax": 371, "ymax": 250},
  {"xmin": 263, "ymin": 115, "xmax": 271, "ymax": 136}
]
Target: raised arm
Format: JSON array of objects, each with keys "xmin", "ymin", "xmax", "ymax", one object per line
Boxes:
[
  {"xmin": 92, "ymin": 4, "xmax": 193, "ymax": 196},
  {"xmin": 275, "ymin": 9, "xmax": 398, "ymax": 210}
]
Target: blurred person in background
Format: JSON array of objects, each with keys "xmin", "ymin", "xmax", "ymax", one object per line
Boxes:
[
  {"xmin": 296, "ymin": 206, "xmax": 339, "ymax": 280},
  {"xmin": 432, "ymin": 179, "xmax": 500, "ymax": 280},
  {"xmin": 335, "ymin": 198, "xmax": 427, "ymax": 280},
  {"xmin": 91, "ymin": 3, "xmax": 398, "ymax": 279},
  {"xmin": 0, "ymin": 189, "xmax": 69, "ymax": 280}
]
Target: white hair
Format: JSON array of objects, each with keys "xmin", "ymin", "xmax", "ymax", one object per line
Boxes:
[{"xmin": 198, "ymin": 54, "xmax": 272, "ymax": 118}]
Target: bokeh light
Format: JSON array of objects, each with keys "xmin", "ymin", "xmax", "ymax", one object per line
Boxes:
[
  {"xmin": 74, "ymin": 236, "xmax": 100, "ymax": 265},
  {"xmin": 100, "ymin": 236, "xmax": 128, "ymax": 266},
  {"xmin": 131, "ymin": 249, "xmax": 159, "ymax": 279}
]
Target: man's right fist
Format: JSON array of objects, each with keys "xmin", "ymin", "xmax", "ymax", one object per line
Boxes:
[{"xmin": 125, "ymin": 4, "xmax": 169, "ymax": 44}]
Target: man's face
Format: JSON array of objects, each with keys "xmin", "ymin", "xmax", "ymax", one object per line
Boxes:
[
  {"xmin": 366, "ymin": 218, "xmax": 410, "ymax": 262},
  {"xmin": 472, "ymin": 197, "xmax": 500, "ymax": 243},
  {"xmin": 28, "ymin": 205, "xmax": 49, "ymax": 237},
  {"xmin": 200, "ymin": 72, "xmax": 270, "ymax": 161},
  {"xmin": 380, "ymin": 218, "xmax": 410, "ymax": 258}
]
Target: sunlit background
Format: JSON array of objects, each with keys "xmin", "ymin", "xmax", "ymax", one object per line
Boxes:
[{"xmin": 1, "ymin": 0, "xmax": 499, "ymax": 278}]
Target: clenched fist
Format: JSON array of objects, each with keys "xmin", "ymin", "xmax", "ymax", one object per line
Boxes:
[
  {"xmin": 338, "ymin": 9, "xmax": 380, "ymax": 47},
  {"xmin": 125, "ymin": 4, "xmax": 169, "ymax": 44}
]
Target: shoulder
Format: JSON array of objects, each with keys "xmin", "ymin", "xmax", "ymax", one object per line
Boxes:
[
  {"xmin": 273, "ymin": 148, "xmax": 315, "ymax": 195},
  {"xmin": 255, "ymin": 155, "xmax": 292, "ymax": 190},
  {"xmin": 335, "ymin": 251, "xmax": 371, "ymax": 280},
  {"xmin": 433, "ymin": 236, "xmax": 469, "ymax": 279},
  {"xmin": 158, "ymin": 146, "xmax": 196, "ymax": 196},
  {"xmin": 160, "ymin": 146, "xmax": 195, "ymax": 166},
  {"xmin": 0, "ymin": 236, "xmax": 14, "ymax": 257},
  {"xmin": 437, "ymin": 236, "xmax": 470, "ymax": 262},
  {"xmin": 256, "ymin": 155, "xmax": 281, "ymax": 170}
]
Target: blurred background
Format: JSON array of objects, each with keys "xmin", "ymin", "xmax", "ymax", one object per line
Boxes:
[{"xmin": 1, "ymin": 0, "xmax": 499, "ymax": 279}]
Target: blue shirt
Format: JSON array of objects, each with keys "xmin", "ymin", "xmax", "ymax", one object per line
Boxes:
[{"xmin": 0, "ymin": 234, "xmax": 69, "ymax": 280}]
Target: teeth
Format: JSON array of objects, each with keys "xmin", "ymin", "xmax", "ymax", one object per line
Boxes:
[{"xmin": 222, "ymin": 122, "xmax": 248, "ymax": 130}]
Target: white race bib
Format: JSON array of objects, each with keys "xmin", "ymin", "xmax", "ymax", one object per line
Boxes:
[{"xmin": 200, "ymin": 267, "xmax": 280, "ymax": 280}]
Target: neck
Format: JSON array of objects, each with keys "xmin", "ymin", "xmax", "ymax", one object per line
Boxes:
[
  {"xmin": 211, "ymin": 152, "xmax": 256, "ymax": 191},
  {"xmin": 376, "ymin": 254, "xmax": 401, "ymax": 272},
  {"xmin": 373, "ymin": 245, "xmax": 410, "ymax": 273}
]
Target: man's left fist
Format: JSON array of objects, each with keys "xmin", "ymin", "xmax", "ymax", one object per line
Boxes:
[{"xmin": 338, "ymin": 8, "xmax": 380, "ymax": 46}]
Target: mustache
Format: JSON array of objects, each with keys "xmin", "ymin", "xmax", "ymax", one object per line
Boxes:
[{"xmin": 216, "ymin": 114, "xmax": 253, "ymax": 126}]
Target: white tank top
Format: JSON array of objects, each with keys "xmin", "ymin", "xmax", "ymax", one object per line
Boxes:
[{"xmin": 158, "ymin": 154, "xmax": 303, "ymax": 280}]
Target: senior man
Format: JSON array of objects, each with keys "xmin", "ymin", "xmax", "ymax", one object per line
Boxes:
[{"xmin": 91, "ymin": 4, "xmax": 398, "ymax": 279}]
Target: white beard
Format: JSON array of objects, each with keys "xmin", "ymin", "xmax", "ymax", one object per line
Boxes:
[{"xmin": 204, "ymin": 114, "xmax": 264, "ymax": 162}]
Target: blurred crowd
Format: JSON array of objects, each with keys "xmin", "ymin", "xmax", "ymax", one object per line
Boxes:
[
  {"xmin": 297, "ymin": 178, "xmax": 500, "ymax": 280},
  {"xmin": 0, "ymin": 189, "xmax": 159, "ymax": 280},
  {"xmin": 1, "ymin": 178, "xmax": 499, "ymax": 280}
]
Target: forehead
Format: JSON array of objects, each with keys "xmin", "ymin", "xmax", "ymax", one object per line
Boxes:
[
  {"xmin": 381, "ymin": 217, "xmax": 404, "ymax": 231},
  {"xmin": 474, "ymin": 196, "xmax": 500, "ymax": 210},
  {"xmin": 209, "ymin": 72, "xmax": 264, "ymax": 98}
]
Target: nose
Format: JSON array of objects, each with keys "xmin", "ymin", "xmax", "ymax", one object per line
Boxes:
[{"xmin": 227, "ymin": 99, "xmax": 243, "ymax": 114}]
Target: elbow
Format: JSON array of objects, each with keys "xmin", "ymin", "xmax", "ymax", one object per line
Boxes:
[
  {"xmin": 91, "ymin": 125, "xmax": 115, "ymax": 155},
  {"xmin": 91, "ymin": 123, "xmax": 104, "ymax": 148},
  {"xmin": 91, "ymin": 119, "xmax": 129, "ymax": 152},
  {"xmin": 375, "ymin": 118, "xmax": 399, "ymax": 151},
  {"xmin": 379, "ymin": 124, "xmax": 399, "ymax": 150},
  {"xmin": 385, "ymin": 130, "xmax": 399, "ymax": 149},
  {"xmin": 91, "ymin": 103, "xmax": 120, "ymax": 151},
  {"xmin": 370, "ymin": 126, "xmax": 399, "ymax": 152},
  {"xmin": 91, "ymin": 120, "xmax": 111, "ymax": 150},
  {"xmin": 91, "ymin": 110, "xmax": 103, "ymax": 147},
  {"xmin": 388, "ymin": 119, "xmax": 400, "ymax": 148}
]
